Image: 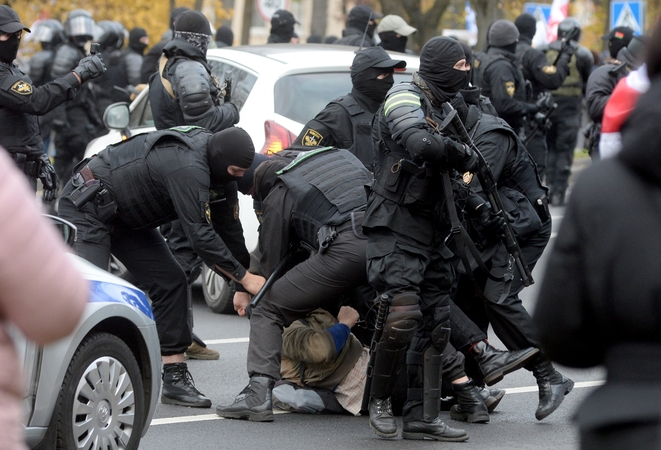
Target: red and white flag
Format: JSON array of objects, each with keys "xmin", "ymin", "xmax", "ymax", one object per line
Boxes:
[{"xmin": 546, "ymin": 0, "xmax": 569, "ymax": 42}]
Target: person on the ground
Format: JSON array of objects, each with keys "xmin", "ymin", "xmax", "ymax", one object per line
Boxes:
[
  {"xmin": 58, "ymin": 126, "xmax": 265, "ymax": 408},
  {"xmin": 334, "ymin": 5, "xmax": 382, "ymax": 47},
  {"xmin": 292, "ymin": 46, "xmax": 406, "ymax": 171},
  {"xmin": 216, "ymin": 147, "xmax": 374, "ymax": 422},
  {"xmin": 534, "ymin": 22, "xmax": 661, "ymax": 449},
  {"xmin": 0, "ymin": 6, "xmax": 104, "ymax": 202}
]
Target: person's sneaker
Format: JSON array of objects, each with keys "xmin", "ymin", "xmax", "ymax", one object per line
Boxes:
[
  {"xmin": 216, "ymin": 376, "xmax": 275, "ymax": 422},
  {"xmin": 479, "ymin": 387, "xmax": 506, "ymax": 413},
  {"xmin": 161, "ymin": 362, "xmax": 211, "ymax": 408},
  {"xmin": 185, "ymin": 341, "xmax": 219, "ymax": 360},
  {"xmin": 402, "ymin": 417, "xmax": 469, "ymax": 441},
  {"xmin": 369, "ymin": 397, "xmax": 398, "ymax": 438}
]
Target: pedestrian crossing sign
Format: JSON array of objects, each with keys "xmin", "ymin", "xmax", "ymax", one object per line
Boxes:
[
  {"xmin": 610, "ymin": 1, "xmax": 645, "ymax": 35},
  {"xmin": 524, "ymin": 3, "xmax": 552, "ymax": 23}
]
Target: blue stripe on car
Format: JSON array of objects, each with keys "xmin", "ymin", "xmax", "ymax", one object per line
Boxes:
[{"xmin": 89, "ymin": 281, "xmax": 154, "ymax": 319}]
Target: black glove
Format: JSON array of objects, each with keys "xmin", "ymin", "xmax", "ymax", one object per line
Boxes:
[
  {"xmin": 25, "ymin": 154, "xmax": 58, "ymax": 202},
  {"xmin": 535, "ymin": 92, "xmax": 554, "ymax": 110},
  {"xmin": 560, "ymin": 40, "xmax": 576, "ymax": 57},
  {"xmin": 525, "ymin": 103, "xmax": 540, "ymax": 115},
  {"xmin": 73, "ymin": 54, "xmax": 106, "ymax": 83},
  {"xmin": 474, "ymin": 202, "xmax": 506, "ymax": 238},
  {"xmin": 448, "ymin": 140, "xmax": 479, "ymax": 173}
]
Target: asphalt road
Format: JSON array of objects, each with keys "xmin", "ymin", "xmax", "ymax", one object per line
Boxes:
[{"xmin": 138, "ymin": 156, "xmax": 600, "ymax": 450}]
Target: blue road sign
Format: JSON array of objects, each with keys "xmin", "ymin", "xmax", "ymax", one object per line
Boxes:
[
  {"xmin": 610, "ymin": 1, "xmax": 644, "ymax": 35},
  {"xmin": 524, "ymin": 3, "xmax": 552, "ymax": 23}
]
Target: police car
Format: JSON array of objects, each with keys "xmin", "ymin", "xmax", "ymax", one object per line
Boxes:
[
  {"xmin": 85, "ymin": 44, "xmax": 420, "ymax": 314},
  {"xmin": 17, "ymin": 216, "xmax": 161, "ymax": 450}
]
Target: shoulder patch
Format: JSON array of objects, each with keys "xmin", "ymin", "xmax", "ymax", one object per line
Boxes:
[
  {"xmin": 505, "ymin": 81, "xmax": 516, "ymax": 97},
  {"xmin": 10, "ymin": 80, "xmax": 32, "ymax": 95},
  {"xmin": 301, "ymin": 129, "xmax": 323, "ymax": 146},
  {"xmin": 474, "ymin": 59, "xmax": 481, "ymax": 69},
  {"xmin": 542, "ymin": 65, "xmax": 557, "ymax": 75},
  {"xmin": 205, "ymin": 202, "xmax": 211, "ymax": 224}
]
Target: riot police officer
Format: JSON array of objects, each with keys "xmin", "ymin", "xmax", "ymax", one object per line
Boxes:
[
  {"xmin": 514, "ymin": 13, "xmax": 572, "ymax": 178},
  {"xmin": 149, "ymin": 9, "xmax": 238, "ymax": 131},
  {"xmin": 363, "ymin": 36, "xmax": 482, "ymax": 441},
  {"xmin": 266, "ymin": 10, "xmax": 299, "ymax": 44},
  {"xmin": 140, "ymin": 6, "xmax": 189, "ymax": 84},
  {"xmin": 334, "ymin": 5, "xmax": 382, "ymax": 47},
  {"xmin": 58, "ymin": 126, "xmax": 265, "ymax": 408},
  {"xmin": 543, "ymin": 18, "xmax": 593, "ymax": 205},
  {"xmin": 49, "ymin": 9, "xmax": 106, "ymax": 189},
  {"xmin": 0, "ymin": 5, "xmax": 104, "ymax": 201},
  {"xmin": 473, "ymin": 20, "xmax": 540, "ymax": 135},
  {"xmin": 216, "ymin": 147, "xmax": 374, "ymax": 422},
  {"xmin": 292, "ymin": 46, "xmax": 406, "ymax": 171},
  {"xmin": 93, "ymin": 20, "xmax": 126, "ymax": 120}
]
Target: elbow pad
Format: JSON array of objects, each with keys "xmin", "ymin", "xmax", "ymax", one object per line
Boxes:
[
  {"xmin": 173, "ymin": 60, "xmax": 214, "ymax": 117},
  {"xmin": 401, "ymin": 128, "xmax": 446, "ymax": 162}
]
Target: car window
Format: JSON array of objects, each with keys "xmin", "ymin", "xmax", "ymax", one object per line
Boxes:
[
  {"xmin": 208, "ymin": 60, "xmax": 257, "ymax": 112},
  {"xmin": 129, "ymin": 93, "xmax": 154, "ymax": 129},
  {"xmin": 274, "ymin": 72, "xmax": 413, "ymax": 124}
]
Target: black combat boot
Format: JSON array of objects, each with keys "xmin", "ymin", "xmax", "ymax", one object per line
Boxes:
[
  {"xmin": 479, "ymin": 386, "xmax": 506, "ymax": 413},
  {"xmin": 450, "ymin": 379, "xmax": 490, "ymax": 423},
  {"xmin": 161, "ymin": 362, "xmax": 212, "ymax": 408},
  {"xmin": 402, "ymin": 404, "xmax": 468, "ymax": 441},
  {"xmin": 215, "ymin": 375, "xmax": 275, "ymax": 422},
  {"xmin": 532, "ymin": 359, "xmax": 574, "ymax": 420},
  {"xmin": 471, "ymin": 341, "xmax": 540, "ymax": 386},
  {"xmin": 369, "ymin": 397, "xmax": 397, "ymax": 438}
]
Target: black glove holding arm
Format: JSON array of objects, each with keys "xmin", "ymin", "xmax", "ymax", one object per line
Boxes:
[
  {"xmin": 472, "ymin": 201, "xmax": 507, "ymax": 238},
  {"xmin": 25, "ymin": 154, "xmax": 58, "ymax": 202},
  {"xmin": 73, "ymin": 54, "xmax": 106, "ymax": 83}
]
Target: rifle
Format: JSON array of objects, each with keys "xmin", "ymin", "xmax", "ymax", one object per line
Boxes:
[
  {"xmin": 523, "ymin": 95, "xmax": 557, "ymax": 146},
  {"xmin": 439, "ymin": 102, "xmax": 534, "ymax": 287},
  {"xmin": 361, "ymin": 293, "xmax": 390, "ymax": 412},
  {"xmin": 221, "ymin": 70, "xmax": 232, "ymax": 103},
  {"xmin": 245, "ymin": 246, "xmax": 296, "ymax": 318}
]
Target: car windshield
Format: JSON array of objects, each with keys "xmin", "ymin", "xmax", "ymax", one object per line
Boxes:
[{"xmin": 274, "ymin": 72, "xmax": 412, "ymax": 124}]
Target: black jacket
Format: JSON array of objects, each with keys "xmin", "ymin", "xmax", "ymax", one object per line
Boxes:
[
  {"xmin": 515, "ymin": 35, "xmax": 571, "ymax": 98},
  {"xmin": 0, "ymin": 60, "xmax": 79, "ymax": 156},
  {"xmin": 334, "ymin": 26, "xmax": 376, "ymax": 47},
  {"xmin": 534, "ymin": 77, "xmax": 661, "ymax": 435}
]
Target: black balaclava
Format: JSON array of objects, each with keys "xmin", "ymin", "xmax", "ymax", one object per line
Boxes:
[
  {"xmin": 208, "ymin": 127, "xmax": 255, "ymax": 186},
  {"xmin": 418, "ymin": 36, "xmax": 468, "ymax": 104},
  {"xmin": 0, "ymin": 33, "xmax": 20, "ymax": 63},
  {"xmin": 174, "ymin": 10, "xmax": 212, "ymax": 54},
  {"xmin": 129, "ymin": 27, "xmax": 148, "ymax": 54},
  {"xmin": 378, "ymin": 31, "xmax": 407, "ymax": 53},
  {"xmin": 458, "ymin": 40, "xmax": 473, "ymax": 89},
  {"xmin": 215, "ymin": 25, "xmax": 234, "ymax": 47},
  {"xmin": 515, "ymin": 13, "xmax": 537, "ymax": 40},
  {"xmin": 271, "ymin": 22, "xmax": 295, "ymax": 42},
  {"xmin": 352, "ymin": 66, "xmax": 395, "ymax": 103},
  {"xmin": 72, "ymin": 35, "xmax": 92, "ymax": 51}
]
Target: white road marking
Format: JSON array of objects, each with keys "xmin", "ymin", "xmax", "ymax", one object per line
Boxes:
[
  {"xmin": 204, "ymin": 337, "xmax": 250, "ymax": 345},
  {"xmin": 150, "ymin": 380, "xmax": 605, "ymax": 426}
]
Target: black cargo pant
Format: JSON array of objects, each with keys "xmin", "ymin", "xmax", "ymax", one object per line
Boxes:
[
  {"xmin": 525, "ymin": 131, "xmax": 549, "ymax": 182},
  {"xmin": 58, "ymin": 181, "xmax": 190, "ymax": 356},
  {"xmin": 247, "ymin": 226, "xmax": 369, "ymax": 379},
  {"xmin": 366, "ymin": 226, "xmax": 456, "ymax": 419},
  {"xmin": 546, "ymin": 96, "xmax": 583, "ymax": 196},
  {"xmin": 455, "ymin": 220, "xmax": 551, "ymax": 360}
]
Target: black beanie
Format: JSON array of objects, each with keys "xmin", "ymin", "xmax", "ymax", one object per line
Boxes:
[
  {"xmin": 175, "ymin": 10, "xmax": 211, "ymax": 36},
  {"xmin": 515, "ymin": 13, "xmax": 537, "ymax": 40},
  {"xmin": 208, "ymin": 128, "xmax": 255, "ymax": 186},
  {"xmin": 215, "ymin": 25, "xmax": 234, "ymax": 46},
  {"xmin": 488, "ymin": 19, "xmax": 519, "ymax": 47},
  {"xmin": 170, "ymin": 7, "xmax": 190, "ymax": 31}
]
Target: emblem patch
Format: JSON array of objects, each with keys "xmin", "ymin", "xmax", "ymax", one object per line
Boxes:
[
  {"xmin": 473, "ymin": 59, "xmax": 481, "ymax": 69},
  {"xmin": 205, "ymin": 203, "xmax": 211, "ymax": 224},
  {"xmin": 233, "ymin": 203, "xmax": 240, "ymax": 220},
  {"xmin": 542, "ymin": 65, "xmax": 557, "ymax": 74},
  {"xmin": 462, "ymin": 172, "xmax": 474, "ymax": 184},
  {"xmin": 302, "ymin": 129, "xmax": 323, "ymax": 146},
  {"xmin": 11, "ymin": 80, "xmax": 32, "ymax": 95},
  {"xmin": 505, "ymin": 81, "xmax": 515, "ymax": 97}
]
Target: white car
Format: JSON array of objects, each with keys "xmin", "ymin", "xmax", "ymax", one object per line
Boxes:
[
  {"xmin": 85, "ymin": 44, "xmax": 420, "ymax": 314},
  {"xmin": 16, "ymin": 217, "xmax": 161, "ymax": 450}
]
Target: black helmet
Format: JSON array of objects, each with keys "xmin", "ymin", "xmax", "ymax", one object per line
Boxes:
[
  {"xmin": 558, "ymin": 17, "xmax": 581, "ymax": 42},
  {"xmin": 63, "ymin": 9, "xmax": 94, "ymax": 39},
  {"xmin": 94, "ymin": 20, "xmax": 125, "ymax": 51}
]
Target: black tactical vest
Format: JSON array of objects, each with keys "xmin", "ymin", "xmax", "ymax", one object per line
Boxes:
[
  {"xmin": 0, "ymin": 64, "xmax": 42, "ymax": 155},
  {"xmin": 333, "ymin": 95, "xmax": 376, "ymax": 171},
  {"xmin": 277, "ymin": 147, "xmax": 371, "ymax": 248},
  {"xmin": 108, "ymin": 126, "xmax": 211, "ymax": 229}
]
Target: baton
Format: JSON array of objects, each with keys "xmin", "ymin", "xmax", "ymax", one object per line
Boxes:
[{"xmin": 245, "ymin": 246, "xmax": 296, "ymax": 318}]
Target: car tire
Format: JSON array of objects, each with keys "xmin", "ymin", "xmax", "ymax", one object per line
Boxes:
[
  {"xmin": 201, "ymin": 265, "xmax": 236, "ymax": 314},
  {"xmin": 54, "ymin": 332, "xmax": 145, "ymax": 450}
]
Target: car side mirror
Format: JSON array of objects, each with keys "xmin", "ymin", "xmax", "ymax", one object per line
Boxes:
[
  {"xmin": 44, "ymin": 214, "xmax": 77, "ymax": 247},
  {"xmin": 103, "ymin": 102, "xmax": 130, "ymax": 131}
]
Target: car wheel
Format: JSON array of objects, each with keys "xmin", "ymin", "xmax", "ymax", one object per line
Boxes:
[
  {"xmin": 201, "ymin": 265, "xmax": 235, "ymax": 314},
  {"xmin": 54, "ymin": 332, "xmax": 145, "ymax": 450}
]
